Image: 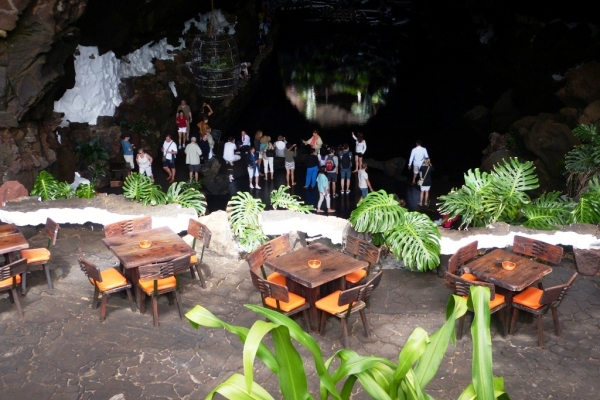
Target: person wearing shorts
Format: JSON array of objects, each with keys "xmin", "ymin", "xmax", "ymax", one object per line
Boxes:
[
  {"xmin": 338, "ymin": 144, "xmax": 353, "ymax": 194},
  {"xmin": 121, "ymin": 133, "xmax": 135, "ymax": 171},
  {"xmin": 162, "ymin": 135, "xmax": 177, "ymax": 183},
  {"xmin": 136, "ymin": 148, "xmax": 153, "ymax": 182},
  {"xmin": 246, "ymin": 146, "xmax": 261, "ymax": 189},
  {"xmin": 325, "ymin": 147, "xmax": 339, "ymax": 197},
  {"xmin": 185, "ymin": 136, "xmax": 202, "ymax": 182},
  {"xmin": 357, "ymin": 162, "xmax": 373, "ymax": 201},
  {"xmin": 284, "ymin": 143, "xmax": 297, "ymax": 186},
  {"xmin": 418, "ymin": 158, "xmax": 434, "ymax": 207},
  {"xmin": 176, "ymin": 110, "xmax": 187, "ymax": 149},
  {"xmin": 352, "ymin": 132, "xmax": 366, "ymax": 173},
  {"xmin": 408, "ymin": 140, "xmax": 429, "ymax": 185}
]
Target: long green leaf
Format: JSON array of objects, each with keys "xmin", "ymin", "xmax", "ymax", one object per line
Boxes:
[
  {"xmin": 185, "ymin": 306, "xmax": 279, "ymax": 374},
  {"xmin": 469, "ymin": 286, "xmax": 495, "ymax": 399},
  {"xmin": 205, "ymin": 373, "xmax": 275, "ymax": 400},
  {"xmin": 244, "ymin": 320, "xmax": 278, "ymax": 393},
  {"xmin": 389, "ymin": 327, "xmax": 429, "ymax": 396},
  {"xmin": 271, "ymin": 326, "xmax": 312, "ymax": 399}
]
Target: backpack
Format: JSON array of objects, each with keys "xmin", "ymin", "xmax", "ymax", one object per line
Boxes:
[
  {"xmin": 325, "ymin": 155, "xmax": 335, "ymax": 172},
  {"xmin": 340, "ymin": 151, "xmax": 351, "ymax": 168}
]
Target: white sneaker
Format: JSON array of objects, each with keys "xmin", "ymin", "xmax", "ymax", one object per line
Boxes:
[
  {"xmin": 182, "ymin": 143, "xmax": 186, "ymax": 148},
  {"xmin": 178, "ymin": 145, "xmax": 182, "ymax": 149},
  {"xmin": 250, "ymin": 184, "xmax": 254, "ymax": 189},
  {"xmin": 255, "ymin": 185, "xmax": 261, "ymax": 189}
]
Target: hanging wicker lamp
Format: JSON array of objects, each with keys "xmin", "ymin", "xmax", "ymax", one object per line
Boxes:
[{"xmin": 190, "ymin": 2, "xmax": 240, "ymax": 98}]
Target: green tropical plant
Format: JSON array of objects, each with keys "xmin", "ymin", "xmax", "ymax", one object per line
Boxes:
[
  {"xmin": 142, "ymin": 185, "xmax": 168, "ymax": 206},
  {"xmin": 31, "ymin": 171, "xmax": 60, "ymax": 200},
  {"xmin": 438, "ymin": 158, "xmax": 539, "ymax": 229},
  {"xmin": 565, "ymin": 123, "xmax": 600, "ymax": 196},
  {"xmin": 76, "ymin": 183, "xmax": 96, "ymax": 199},
  {"xmin": 227, "ymin": 192, "xmax": 267, "ymax": 252},
  {"xmin": 185, "ymin": 286, "xmax": 509, "ymax": 399},
  {"xmin": 570, "ymin": 175, "xmax": 600, "ymax": 224},
  {"xmin": 182, "ymin": 178, "xmax": 203, "ymax": 191},
  {"xmin": 87, "ymin": 162, "xmax": 107, "ymax": 188},
  {"xmin": 75, "ymin": 137, "xmax": 110, "ymax": 166},
  {"xmin": 123, "ymin": 173, "xmax": 154, "ymax": 202},
  {"xmin": 522, "ymin": 192, "xmax": 575, "ymax": 230},
  {"xmin": 127, "ymin": 119, "xmax": 150, "ymax": 137},
  {"xmin": 349, "ymin": 190, "xmax": 441, "ymax": 271},
  {"xmin": 166, "ymin": 181, "xmax": 207, "ymax": 215},
  {"xmin": 270, "ymin": 186, "xmax": 313, "ymax": 212},
  {"xmin": 56, "ymin": 181, "xmax": 76, "ymax": 199}
]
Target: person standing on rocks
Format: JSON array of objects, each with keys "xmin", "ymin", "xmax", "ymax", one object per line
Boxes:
[
  {"xmin": 408, "ymin": 140, "xmax": 429, "ymax": 185},
  {"xmin": 185, "ymin": 137, "xmax": 202, "ymax": 182},
  {"xmin": 176, "ymin": 100, "xmax": 192, "ymax": 142},
  {"xmin": 136, "ymin": 148, "xmax": 153, "ymax": 182},
  {"xmin": 121, "ymin": 133, "xmax": 135, "ymax": 172},
  {"xmin": 176, "ymin": 110, "xmax": 188, "ymax": 149},
  {"xmin": 162, "ymin": 134, "xmax": 177, "ymax": 183},
  {"xmin": 303, "ymin": 129, "xmax": 323, "ymax": 155}
]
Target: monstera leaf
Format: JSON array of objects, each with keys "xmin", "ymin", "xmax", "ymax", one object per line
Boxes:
[{"xmin": 166, "ymin": 182, "xmax": 206, "ymax": 215}]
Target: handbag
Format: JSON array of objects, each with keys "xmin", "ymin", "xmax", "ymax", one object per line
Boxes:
[
  {"xmin": 266, "ymin": 147, "xmax": 275, "ymax": 157},
  {"xmin": 418, "ymin": 166, "xmax": 430, "ymax": 186}
]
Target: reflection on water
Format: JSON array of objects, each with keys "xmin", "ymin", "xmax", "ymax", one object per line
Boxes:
[{"xmin": 280, "ymin": 32, "xmax": 400, "ymax": 127}]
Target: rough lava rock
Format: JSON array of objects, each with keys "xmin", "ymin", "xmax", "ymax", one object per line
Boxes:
[
  {"xmin": 0, "ymin": 181, "xmax": 29, "ymax": 208},
  {"xmin": 573, "ymin": 249, "xmax": 600, "ymax": 276}
]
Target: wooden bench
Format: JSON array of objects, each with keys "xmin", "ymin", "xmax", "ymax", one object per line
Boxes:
[{"xmin": 110, "ymin": 162, "xmax": 130, "ymax": 186}]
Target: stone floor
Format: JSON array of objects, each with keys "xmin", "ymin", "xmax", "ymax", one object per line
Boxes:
[{"xmin": 1, "ymin": 225, "xmax": 599, "ymax": 399}]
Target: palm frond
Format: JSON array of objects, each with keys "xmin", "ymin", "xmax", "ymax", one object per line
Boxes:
[
  {"xmin": 166, "ymin": 182, "xmax": 207, "ymax": 215},
  {"xmin": 437, "ymin": 186, "xmax": 489, "ymax": 229},
  {"xmin": 142, "ymin": 185, "xmax": 168, "ymax": 206},
  {"xmin": 572, "ymin": 123, "xmax": 599, "ymax": 144},
  {"xmin": 123, "ymin": 173, "xmax": 153, "ymax": 202},
  {"xmin": 31, "ymin": 171, "xmax": 59, "ymax": 200},
  {"xmin": 385, "ymin": 212, "xmax": 441, "ymax": 271},
  {"xmin": 522, "ymin": 192, "xmax": 575, "ymax": 230},
  {"xmin": 269, "ymin": 186, "xmax": 313, "ymax": 213},
  {"xmin": 565, "ymin": 144, "xmax": 600, "ymax": 173},
  {"xmin": 227, "ymin": 192, "xmax": 266, "ymax": 237},
  {"xmin": 349, "ymin": 190, "xmax": 406, "ymax": 233}
]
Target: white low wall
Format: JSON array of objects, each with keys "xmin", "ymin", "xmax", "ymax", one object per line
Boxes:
[{"xmin": 260, "ymin": 210, "xmax": 350, "ymax": 245}]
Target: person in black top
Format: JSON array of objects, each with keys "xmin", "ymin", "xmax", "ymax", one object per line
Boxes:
[
  {"xmin": 304, "ymin": 149, "xmax": 320, "ymax": 189},
  {"xmin": 198, "ymin": 134, "xmax": 211, "ymax": 164},
  {"xmin": 418, "ymin": 158, "xmax": 434, "ymax": 207}
]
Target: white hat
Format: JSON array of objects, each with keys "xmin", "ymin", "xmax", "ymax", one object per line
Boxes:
[{"xmin": 191, "ymin": 137, "xmax": 197, "ymax": 141}]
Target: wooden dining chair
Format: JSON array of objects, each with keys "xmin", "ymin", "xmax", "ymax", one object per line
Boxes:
[
  {"xmin": 104, "ymin": 216, "xmax": 152, "ymax": 238},
  {"xmin": 187, "ymin": 219, "xmax": 212, "ymax": 288},
  {"xmin": 447, "ymin": 240, "xmax": 480, "ymax": 281},
  {"xmin": 316, "ymin": 271, "xmax": 383, "ymax": 348},
  {"xmin": 78, "ymin": 258, "xmax": 136, "ymax": 321},
  {"xmin": 509, "ymin": 272, "xmax": 578, "ymax": 348},
  {"xmin": 249, "ymin": 269, "xmax": 310, "ymax": 328},
  {"xmin": 453, "ymin": 274, "xmax": 507, "ymax": 339},
  {"xmin": 246, "ymin": 234, "xmax": 291, "ymax": 286},
  {"xmin": 20, "ymin": 218, "xmax": 59, "ymax": 293},
  {"xmin": 0, "ymin": 259, "xmax": 27, "ymax": 318},
  {"xmin": 512, "ymin": 235, "xmax": 563, "ymax": 265},
  {"xmin": 342, "ymin": 235, "xmax": 381, "ymax": 286},
  {"xmin": 137, "ymin": 255, "xmax": 190, "ymax": 327}
]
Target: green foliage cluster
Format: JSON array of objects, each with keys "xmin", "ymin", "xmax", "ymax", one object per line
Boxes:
[
  {"xmin": 185, "ymin": 286, "xmax": 509, "ymax": 399},
  {"xmin": 438, "ymin": 158, "xmax": 600, "ymax": 230},
  {"xmin": 31, "ymin": 171, "xmax": 90, "ymax": 200},
  {"xmin": 75, "ymin": 137, "xmax": 109, "ymax": 166},
  {"xmin": 270, "ymin": 185, "xmax": 313, "ymax": 213},
  {"xmin": 565, "ymin": 123, "xmax": 600, "ymax": 196},
  {"xmin": 227, "ymin": 191, "xmax": 267, "ymax": 253},
  {"xmin": 126, "ymin": 120, "xmax": 150, "ymax": 137},
  {"xmin": 122, "ymin": 173, "xmax": 206, "ymax": 215},
  {"xmin": 349, "ymin": 190, "xmax": 441, "ymax": 272}
]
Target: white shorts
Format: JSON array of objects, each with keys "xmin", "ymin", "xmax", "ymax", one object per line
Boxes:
[
  {"xmin": 420, "ymin": 186, "xmax": 430, "ymax": 191},
  {"xmin": 178, "ymin": 127, "xmax": 187, "ymax": 133},
  {"xmin": 139, "ymin": 166, "xmax": 152, "ymax": 176},
  {"xmin": 124, "ymin": 155, "xmax": 134, "ymax": 169},
  {"xmin": 413, "ymin": 162, "xmax": 423, "ymax": 171},
  {"xmin": 248, "ymin": 167, "xmax": 258, "ymax": 178}
]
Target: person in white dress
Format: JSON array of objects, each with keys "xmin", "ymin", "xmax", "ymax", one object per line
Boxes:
[{"xmin": 408, "ymin": 140, "xmax": 429, "ymax": 185}]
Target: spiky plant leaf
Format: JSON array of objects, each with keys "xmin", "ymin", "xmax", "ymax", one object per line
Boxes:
[
  {"xmin": 166, "ymin": 182, "xmax": 206, "ymax": 215},
  {"xmin": 385, "ymin": 212, "xmax": 441, "ymax": 271},
  {"xmin": 31, "ymin": 171, "xmax": 60, "ymax": 200},
  {"xmin": 76, "ymin": 183, "xmax": 96, "ymax": 199},
  {"xmin": 349, "ymin": 190, "xmax": 406, "ymax": 233},
  {"xmin": 123, "ymin": 172, "xmax": 153, "ymax": 202},
  {"xmin": 269, "ymin": 186, "xmax": 313, "ymax": 213},
  {"xmin": 522, "ymin": 192, "xmax": 575, "ymax": 230}
]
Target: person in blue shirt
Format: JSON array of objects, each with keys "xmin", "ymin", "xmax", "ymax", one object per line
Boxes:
[
  {"xmin": 246, "ymin": 146, "xmax": 261, "ymax": 189},
  {"xmin": 121, "ymin": 134, "xmax": 135, "ymax": 171},
  {"xmin": 316, "ymin": 166, "xmax": 335, "ymax": 213}
]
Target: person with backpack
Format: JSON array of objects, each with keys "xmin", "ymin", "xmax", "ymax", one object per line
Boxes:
[
  {"xmin": 325, "ymin": 147, "xmax": 339, "ymax": 197},
  {"xmin": 338, "ymin": 143, "xmax": 353, "ymax": 194},
  {"xmin": 316, "ymin": 166, "xmax": 335, "ymax": 214},
  {"xmin": 352, "ymin": 132, "xmax": 367, "ymax": 173}
]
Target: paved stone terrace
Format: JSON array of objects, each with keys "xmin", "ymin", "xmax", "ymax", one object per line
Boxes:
[{"xmin": 1, "ymin": 225, "xmax": 599, "ymax": 399}]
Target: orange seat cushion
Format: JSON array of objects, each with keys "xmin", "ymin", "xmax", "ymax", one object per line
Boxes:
[
  {"xmin": 139, "ymin": 276, "xmax": 176, "ymax": 294},
  {"xmin": 267, "ymin": 272, "xmax": 286, "ymax": 286},
  {"xmin": 91, "ymin": 268, "xmax": 128, "ymax": 292},
  {"xmin": 315, "ymin": 290, "xmax": 356, "ymax": 315},
  {"xmin": 265, "ymin": 291, "xmax": 306, "ymax": 312},
  {"xmin": 345, "ymin": 269, "xmax": 367, "ymax": 284},
  {"xmin": 512, "ymin": 287, "xmax": 544, "ymax": 309},
  {"xmin": 21, "ymin": 248, "xmax": 51, "ymax": 264},
  {"xmin": 190, "ymin": 255, "xmax": 198, "ymax": 264},
  {"xmin": 0, "ymin": 274, "xmax": 21, "ymax": 289},
  {"xmin": 462, "ymin": 292, "xmax": 505, "ymax": 309},
  {"xmin": 461, "ymin": 273, "xmax": 480, "ymax": 282}
]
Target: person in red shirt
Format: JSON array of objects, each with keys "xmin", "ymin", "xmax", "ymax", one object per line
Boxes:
[{"xmin": 176, "ymin": 110, "xmax": 188, "ymax": 149}]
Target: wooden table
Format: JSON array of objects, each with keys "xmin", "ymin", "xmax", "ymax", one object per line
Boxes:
[
  {"xmin": 102, "ymin": 226, "xmax": 194, "ymax": 306},
  {"xmin": 0, "ymin": 224, "xmax": 29, "ymax": 263},
  {"xmin": 465, "ymin": 248, "xmax": 553, "ymax": 315},
  {"xmin": 264, "ymin": 243, "xmax": 368, "ymax": 331}
]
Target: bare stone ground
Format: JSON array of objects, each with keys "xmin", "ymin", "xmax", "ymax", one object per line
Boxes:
[{"xmin": 1, "ymin": 225, "xmax": 599, "ymax": 399}]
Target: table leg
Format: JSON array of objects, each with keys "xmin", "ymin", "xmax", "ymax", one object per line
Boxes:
[
  {"xmin": 286, "ymin": 278, "xmax": 321, "ymax": 332},
  {"xmin": 124, "ymin": 267, "xmax": 141, "ymax": 313}
]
